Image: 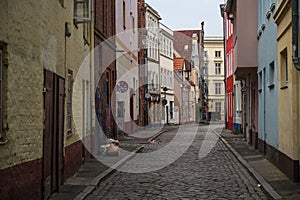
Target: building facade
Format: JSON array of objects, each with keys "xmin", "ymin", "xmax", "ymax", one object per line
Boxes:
[
  {"xmin": 94, "ymin": 0, "xmax": 117, "ymax": 140},
  {"xmin": 0, "ymin": 0, "xmax": 94, "ymax": 199},
  {"xmin": 145, "ymin": 3, "xmax": 161, "ymax": 126},
  {"xmin": 257, "ymin": 0, "xmax": 279, "ymax": 171},
  {"xmin": 174, "ymin": 30, "xmax": 202, "ymax": 123},
  {"xmin": 159, "ymin": 23, "xmax": 175, "ymax": 125},
  {"xmin": 173, "ymin": 58, "xmax": 196, "ymax": 124},
  {"xmin": 115, "ymin": 0, "xmax": 139, "ymax": 134},
  {"xmin": 226, "ymin": 0, "xmax": 258, "ymax": 146},
  {"xmin": 274, "ymin": 0, "xmax": 300, "ymax": 182},
  {"xmin": 204, "ymin": 36, "xmax": 225, "ymax": 121}
]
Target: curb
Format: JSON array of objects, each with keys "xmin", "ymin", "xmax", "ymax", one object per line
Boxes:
[
  {"xmin": 214, "ymin": 130, "xmax": 282, "ymax": 200},
  {"xmin": 74, "ymin": 146, "xmax": 143, "ymax": 200},
  {"xmin": 146, "ymin": 126, "xmax": 178, "ymax": 143},
  {"xmin": 74, "ymin": 126, "xmax": 177, "ymax": 200}
]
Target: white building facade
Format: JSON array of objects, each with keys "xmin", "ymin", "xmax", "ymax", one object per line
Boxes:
[
  {"xmin": 145, "ymin": 4, "xmax": 161, "ymax": 126},
  {"xmin": 159, "ymin": 23, "xmax": 174, "ymax": 125},
  {"xmin": 115, "ymin": 0, "xmax": 139, "ymax": 134}
]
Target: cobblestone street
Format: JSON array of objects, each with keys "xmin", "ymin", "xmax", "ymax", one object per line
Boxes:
[{"xmin": 86, "ymin": 125, "xmax": 269, "ymax": 199}]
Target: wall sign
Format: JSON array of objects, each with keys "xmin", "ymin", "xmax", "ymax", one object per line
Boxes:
[{"xmin": 117, "ymin": 81, "xmax": 128, "ymax": 93}]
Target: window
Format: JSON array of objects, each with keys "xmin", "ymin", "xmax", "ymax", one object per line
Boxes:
[
  {"xmin": 204, "ymin": 51, "xmax": 208, "ymax": 57},
  {"xmin": 280, "ymin": 48, "xmax": 288, "ymax": 88},
  {"xmin": 215, "ymin": 102, "xmax": 221, "ymax": 113},
  {"xmin": 132, "ymin": 16, "xmax": 135, "ymax": 31},
  {"xmin": 269, "ymin": 61, "xmax": 275, "ymax": 88},
  {"xmin": 83, "ymin": 22, "xmax": 91, "ymax": 45},
  {"xmin": 215, "ymin": 63, "xmax": 221, "ymax": 75},
  {"xmin": 67, "ymin": 70, "xmax": 73, "ymax": 136},
  {"xmin": 215, "ymin": 51, "xmax": 221, "ymax": 58},
  {"xmin": 215, "ymin": 83, "xmax": 221, "ymax": 94},
  {"xmin": 258, "ymin": 71, "xmax": 262, "ymax": 92},
  {"xmin": 85, "ymin": 80, "xmax": 91, "ymax": 133},
  {"xmin": 170, "ymin": 72, "xmax": 173, "ymax": 87},
  {"xmin": 170, "ymin": 101, "xmax": 174, "ymax": 119},
  {"xmin": 123, "ymin": 1, "xmax": 126, "ymax": 29},
  {"xmin": 74, "ymin": 0, "xmax": 92, "ymax": 24}
]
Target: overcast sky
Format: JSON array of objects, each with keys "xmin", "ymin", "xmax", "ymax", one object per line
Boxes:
[{"xmin": 145, "ymin": 0, "xmax": 225, "ymax": 36}]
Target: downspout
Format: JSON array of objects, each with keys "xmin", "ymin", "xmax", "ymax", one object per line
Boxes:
[{"xmin": 292, "ymin": 0, "xmax": 300, "ymax": 70}]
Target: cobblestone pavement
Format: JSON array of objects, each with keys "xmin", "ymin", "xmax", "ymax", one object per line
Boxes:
[{"xmin": 86, "ymin": 124, "xmax": 269, "ymax": 199}]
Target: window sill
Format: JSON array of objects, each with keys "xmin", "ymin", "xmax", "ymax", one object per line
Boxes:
[
  {"xmin": 268, "ymin": 84, "xmax": 275, "ymax": 89},
  {"xmin": 280, "ymin": 85, "xmax": 288, "ymax": 90}
]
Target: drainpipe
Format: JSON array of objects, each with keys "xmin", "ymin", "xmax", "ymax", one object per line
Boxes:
[{"xmin": 292, "ymin": 0, "xmax": 300, "ymax": 70}]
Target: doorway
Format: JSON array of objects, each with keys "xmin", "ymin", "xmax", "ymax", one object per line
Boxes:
[{"xmin": 43, "ymin": 70, "xmax": 65, "ymax": 199}]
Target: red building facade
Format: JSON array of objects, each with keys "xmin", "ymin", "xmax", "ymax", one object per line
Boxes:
[{"xmin": 225, "ymin": 12, "xmax": 235, "ymax": 130}]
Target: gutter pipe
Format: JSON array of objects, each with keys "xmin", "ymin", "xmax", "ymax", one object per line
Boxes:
[{"xmin": 292, "ymin": 0, "xmax": 300, "ymax": 70}]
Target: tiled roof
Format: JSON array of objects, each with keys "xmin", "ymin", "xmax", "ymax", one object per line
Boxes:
[
  {"xmin": 173, "ymin": 30, "xmax": 201, "ymax": 71},
  {"xmin": 174, "ymin": 58, "xmax": 184, "ymax": 70}
]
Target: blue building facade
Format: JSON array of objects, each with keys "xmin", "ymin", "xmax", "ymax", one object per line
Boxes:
[{"xmin": 257, "ymin": 0, "xmax": 279, "ymax": 153}]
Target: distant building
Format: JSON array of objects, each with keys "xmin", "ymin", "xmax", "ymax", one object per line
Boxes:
[
  {"xmin": 144, "ymin": 3, "xmax": 162, "ymax": 126},
  {"xmin": 173, "ymin": 58, "xmax": 196, "ymax": 124},
  {"xmin": 204, "ymin": 36, "xmax": 225, "ymax": 121},
  {"xmin": 159, "ymin": 23, "xmax": 174, "ymax": 125},
  {"xmin": 174, "ymin": 29, "xmax": 203, "ymax": 123}
]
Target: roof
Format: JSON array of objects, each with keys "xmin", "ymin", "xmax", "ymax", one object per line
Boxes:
[
  {"xmin": 174, "ymin": 30, "xmax": 201, "ymax": 71},
  {"xmin": 174, "ymin": 58, "xmax": 184, "ymax": 71}
]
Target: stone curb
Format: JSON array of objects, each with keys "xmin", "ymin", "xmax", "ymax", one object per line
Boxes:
[
  {"xmin": 146, "ymin": 126, "xmax": 178, "ymax": 143},
  {"xmin": 74, "ymin": 145, "xmax": 144, "ymax": 200},
  {"xmin": 74, "ymin": 126, "xmax": 177, "ymax": 200},
  {"xmin": 213, "ymin": 130, "xmax": 282, "ymax": 200}
]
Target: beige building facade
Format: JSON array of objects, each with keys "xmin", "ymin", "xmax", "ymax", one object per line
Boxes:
[
  {"xmin": 204, "ymin": 36, "xmax": 225, "ymax": 121},
  {"xmin": 0, "ymin": 0, "xmax": 95, "ymax": 199}
]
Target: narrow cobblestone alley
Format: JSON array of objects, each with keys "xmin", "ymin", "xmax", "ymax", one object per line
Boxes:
[{"xmin": 86, "ymin": 125, "xmax": 269, "ymax": 199}]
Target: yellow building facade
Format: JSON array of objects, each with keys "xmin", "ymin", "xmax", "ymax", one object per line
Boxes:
[
  {"xmin": 274, "ymin": 0, "xmax": 300, "ymax": 181},
  {"xmin": 0, "ymin": 0, "xmax": 95, "ymax": 198}
]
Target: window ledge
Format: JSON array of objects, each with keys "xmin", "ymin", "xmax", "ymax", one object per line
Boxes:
[
  {"xmin": 280, "ymin": 85, "xmax": 288, "ymax": 90},
  {"xmin": 268, "ymin": 84, "xmax": 275, "ymax": 89}
]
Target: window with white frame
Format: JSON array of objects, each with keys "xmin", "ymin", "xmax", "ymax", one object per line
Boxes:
[
  {"xmin": 215, "ymin": 63, "xmax": 221, "ymax": 75},
  {"xmin": 215, "ymin": 51, "xmax": 221, "ymax": 58},
  {"xmin": 215, "ymin": 83, "xmax": 221, "ymax": 94},
  {"xmin": 74, "ymin": 0, "xmax": 92, "ymax": 24},
  {"xmin": 215, "ymin": 102, "xmax": 221, "ymax": 113}
]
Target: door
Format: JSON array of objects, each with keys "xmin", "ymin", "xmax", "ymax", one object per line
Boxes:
[
  {"xmin": 130, "ymin": 89, "xmax": 134, "ymax": 130},
  {"xmin": 43, "ymin": 70, "xmax": 65, "ymax": 199}
]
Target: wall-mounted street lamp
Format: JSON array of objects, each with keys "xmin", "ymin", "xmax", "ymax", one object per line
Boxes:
[{"xmin": 65, "ymin": 22, "xmax": 71, "ymax": 38}]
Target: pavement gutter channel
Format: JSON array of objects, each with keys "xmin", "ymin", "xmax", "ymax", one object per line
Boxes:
[
  {"xmin": 213, "ymin": 129, "xmax": 282, "ymax": 200},
  {"xmin": 74, "ymin": 126, "xmax": 177, "ymax": 200}
]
